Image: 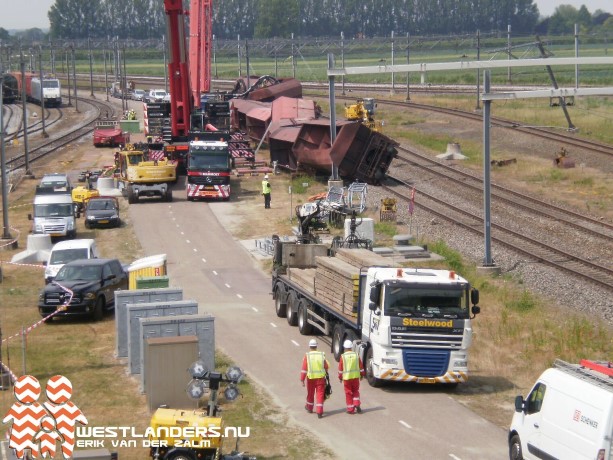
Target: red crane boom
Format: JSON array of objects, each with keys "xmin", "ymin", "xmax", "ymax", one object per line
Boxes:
[
  {"xmin": 163, "ymin": 0, "xmax": 192, "ymax": 138},
  {"xmin": 189, "ymin": 0, "xmax": 212, "ymax": 109}
]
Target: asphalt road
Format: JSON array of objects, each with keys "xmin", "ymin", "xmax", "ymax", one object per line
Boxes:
[{"xmin": 128, "ymin": 186, "xmax": 509, "ymax": 460}]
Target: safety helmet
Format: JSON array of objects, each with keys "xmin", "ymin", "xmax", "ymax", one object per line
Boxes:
[
  {"xmin": 264, "ymin": 174, "xmax": 269, "ymax": 179},
  {"xmin": 309, "ymin": 339, "xmax": 317, "ymax": 347},
  {"xmin": 343, "ymin": 339, "xmax": 353, "ymax": 349}
]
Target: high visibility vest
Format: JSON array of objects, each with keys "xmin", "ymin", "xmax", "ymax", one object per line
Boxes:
[
  {"xmin": 341, "ymin": 351, "xmax": 360, "ymax": 380},
  {"xmin": 262, "ymin": 180, "xmax": 270, "ymax": 195},
  {"xmin": 306, "ymin": 351, "xmax": 326, "ymax": 379}
]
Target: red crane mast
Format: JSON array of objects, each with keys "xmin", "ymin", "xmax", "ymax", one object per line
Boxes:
[{"xmin": 189, "ymin": 0, "xmax": 212, "ymax": 109}]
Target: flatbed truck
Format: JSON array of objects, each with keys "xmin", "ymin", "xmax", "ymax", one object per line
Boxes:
[{"xmin": 272, "ymin": 243, "xmax": 480, "ymax": 386}]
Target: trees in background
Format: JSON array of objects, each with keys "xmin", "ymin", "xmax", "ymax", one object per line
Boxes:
[{"xmin": 1, "ymin": 0, "xmax": 610, "ymax": 41}]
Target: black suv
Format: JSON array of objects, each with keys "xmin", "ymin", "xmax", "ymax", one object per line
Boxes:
[{"xmin": 38, "ymin": 258, "xmax": 128, "ymax": 321}]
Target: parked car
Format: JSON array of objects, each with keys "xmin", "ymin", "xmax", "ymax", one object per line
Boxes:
[
  {"xmin": 38, "ymin": 258, "xmax": 128, "ymax": 321},
  {"xmin": 132, "ymin": 89, "xmax": 146, "ymax": 101},
  {"xmin": 39, "ymin": 173, "xmax": 72, "ymax": 192},
  {"xmin": 145, "ymin": 89, "xmax": 168, "ymax": 103},
  {"xmin": 44, "ymin": 239, "xmax": 100, "ymax": 283},
  {"xmin": 84, "ymin": 196, "xmax": 121, "ymax": 229}
]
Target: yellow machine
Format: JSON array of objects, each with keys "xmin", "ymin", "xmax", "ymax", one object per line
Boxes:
[
  {"xmin": 116, "ymin": 144, "xmax": 177, "ymax": 203},
  {"xmin": 149, "ymin": 408, "xmax": 223, "ymax": 457},
  {"xmin": 148, "ymin": 365, "xmax": 255, "ymax": 460},
  {"xmin": 71, "ymin": 185, "xmax": 100, "ymax": 214},
  {"xmin": 379, "ymin": 197, "xmax": 397, "ymax": 222},
  {"xmin": 344, "ymin": 98, "xmax": 383, "ymax": 132}
]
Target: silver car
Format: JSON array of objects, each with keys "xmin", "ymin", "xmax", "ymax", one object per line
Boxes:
[{"xmin": 132, "ymin": 89, "xmax": 146, "ymax": 101}]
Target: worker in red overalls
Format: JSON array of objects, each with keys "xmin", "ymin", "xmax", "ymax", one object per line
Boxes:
[
  {"xmin": 300, "ymin": 339, "xmax": 330, "ymax": 419},
  {"xmin": 338, "ymin": 339, "xmax": 365, "ymax": 414}
]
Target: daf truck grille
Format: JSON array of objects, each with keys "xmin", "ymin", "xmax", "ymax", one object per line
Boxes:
[
  {"xmin": 402, "ymin": 348, "xmax": 450, "ymax": 377},
  {"xmin": 391, "ymin": 326, "xmax": 464, "ymax": 349}
]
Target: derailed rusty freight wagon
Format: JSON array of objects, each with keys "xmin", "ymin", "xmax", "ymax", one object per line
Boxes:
[{"xmin": 269, "ymin": 120, "xmax": 398, "ymax": 185}]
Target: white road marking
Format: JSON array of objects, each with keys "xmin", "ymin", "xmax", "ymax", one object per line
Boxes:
[
  {"xmin": 201, "ymin": 258, "xmax": 207, "ymax": 263},
  {"xmin": 186, "ymin": 239, "xmax": 191, "ymax": 244},
  {"xmin": 212, "ymin": 271, "xmax": 218, "ymax": 276},
  {"xmin": 291, "ymin": 340, "xmax": 300, "ymax": 347},
  {"xmin": 225, "ymin": 283, "xmax": 231, "ymax": 288},
  {"xmin": 180, "ymin": 231, "xmax": 184, "ymax": 235},
  {"xmin": 449, "ymin": 455, "xmax": 462, "ymax": 460},
  {"xmin": 270, "ymin": 323, "xmax": 277, "ymax": 328},
  {"xmin": 237, "ymin": 294, "xmax": 243, "ymax": 299},
  {"xmin": 251, "ymin": 307, "xmax": 258, "ymax": 312},
  {"xmin": 398, "ymin": 420, "xmax": 412, "ymax": 430},
  {"xmin": 193, "ymin": 248, "xmax": 198, "ymax": 252}
]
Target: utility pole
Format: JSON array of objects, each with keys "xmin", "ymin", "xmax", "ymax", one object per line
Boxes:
[
  {"xmin": 19, "ymin": 55, "xmax": 31, "ymax": 177},
  {"xmin": 39, "ymin": 47, "xmax": 48, "ymax": 138},
  {"xmin": 536, "ymin": 36, "xmax": 575, "ymax": 130},
  {"xmin": 475, "ymin": 30, "xmax": 481, "ymax": 110},
  {"xmin": 1, "ymin": 62, "xmax": 15, "ymax": 243},
  {"xmin": 72, "ymin": 45, "xmax": 79, "ymax": 113},
  {"xmin": 88, "ymin": 37, "xmax": 95, "ymax": 97}
]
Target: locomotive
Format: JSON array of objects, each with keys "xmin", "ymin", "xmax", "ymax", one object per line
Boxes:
[
  {"xmin": 1, "ymin": 73, "xmax": 19, "ymax": 104},
  {"xmin": 10, "ymin": 71, "xmax": 62, "ymax": 107}
]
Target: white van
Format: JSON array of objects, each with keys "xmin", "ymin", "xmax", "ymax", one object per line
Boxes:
[
  {"xmin": 509, "ymin": 359, "xmax": 613, "ymax": 460},
  {"xmin": 44, "ymin": 239, "xmax": 100, "ymax": 283},
  {"xmin": 29, "ymin": 189, "xmax": 76, "ymax": 238}
]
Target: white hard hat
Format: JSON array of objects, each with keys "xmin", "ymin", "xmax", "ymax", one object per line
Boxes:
[
  {"xmin": 343, "ymin": 339, "xmax": 353, "ymax": 349},
  {"xmin": 264, "ymin": 174, "xmax": 269, "ymax": 179},
  {"xmin": 309, "ymin": 339, "xmax": 317, "ymax": 347}
]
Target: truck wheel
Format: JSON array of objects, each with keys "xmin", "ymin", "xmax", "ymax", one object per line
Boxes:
[
  {"xmin": 366, "ymin": 347, "xmax": 383, "ymax": 388},
  {"xmin": 127, "ymin": 186, "xmax": 136, "ymax": 204},
  {"xmin": 332, "ymin": 324, "xmax": 345, "ymax": 361},
  {"xmin": 286, "ymin": 292, "xmax": 299, "ymax": 326},
  {"xmin": 165, "ymin": 187, "xmax": 173, "ymax": 202},
  {"xmin": 298, "ymin": 301, "xmax": 313, "ymax": 335},
  {"xmin": 274, "ymin": 290, "xmax": 287, "ymax": 318},
  {"xmin": 509, "ymin": 435, "xmax": 524, "ymax": 460},
  {"xmin": 92, "ymin": 297, "xmax": 104, "ymax": 321}
]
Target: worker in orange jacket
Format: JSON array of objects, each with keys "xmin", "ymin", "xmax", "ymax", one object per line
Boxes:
[
  {"xmin": 300, "ymin": 339, "xmax": 330, "ymax": 419},
  {"xmin": 338, "ymin": 340, "xmax": 365, "ymax": 414}
]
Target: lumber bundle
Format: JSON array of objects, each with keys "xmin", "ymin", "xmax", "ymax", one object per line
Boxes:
[
  {"xmin": 287, "ymin": 268, "xmax": 317, "ymax": 294},
  {"xmin": 334, "ymin": 248, "xmax": 399, "ymax": 268},
  {"xmin": 314, "ymin": 256, "xmax": 359, "ymax": 320}
]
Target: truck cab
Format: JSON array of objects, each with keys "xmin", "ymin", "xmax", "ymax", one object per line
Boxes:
[
  {"xmin": 361, "ymin": 267, "xmax": 480, "ymax": 386},
  {"xmin": 186, "ymin": 139, "xmax": 231, "ymax": 200}
]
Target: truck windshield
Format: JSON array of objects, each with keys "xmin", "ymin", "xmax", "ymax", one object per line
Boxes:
[
  {"xmin": 188, "ymin": 151, "xmax": 228, "ymax": 169},
  {"xmin": 383, "ymin": 284, "xmax": 469, "ymax": 319},
  {"xmin": 34, "ymin": 203, "xmax": 73, "ymax": 218}
]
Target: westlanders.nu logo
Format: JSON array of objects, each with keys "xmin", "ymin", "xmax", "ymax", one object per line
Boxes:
[{"xmin": 2, "ymin": 375, "xmax": 88, "ymax": 459}]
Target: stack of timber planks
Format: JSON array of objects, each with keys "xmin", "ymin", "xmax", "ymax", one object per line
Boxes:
[{"xmin": 287, "ymin": 248, "xmax": 398, "ymax": 322}]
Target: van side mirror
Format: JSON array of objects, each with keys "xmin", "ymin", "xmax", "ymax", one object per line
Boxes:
[{"xmin": 514, "ymin": 395, "xmax": 525, "ymax": 412}]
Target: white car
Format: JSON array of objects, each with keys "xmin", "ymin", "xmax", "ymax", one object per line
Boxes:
[
  {"xmin": 146, "ymin": 89, "xmax": 168, "ymax": 103},
  {"xmin": 132, "ymin": 89, "xmax": 146, "ymax": 101}
]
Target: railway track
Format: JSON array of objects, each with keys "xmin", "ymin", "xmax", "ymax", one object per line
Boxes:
[
  {"xmin": 5, "ymin": 98, "xmax": 118, "ymax": 172},
  {"xmin": 384, "ymin": 158, "xmax": 613, "ymax": 292}
]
